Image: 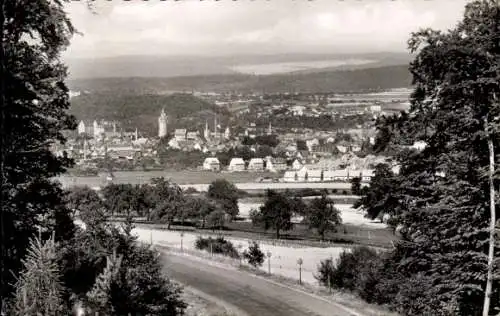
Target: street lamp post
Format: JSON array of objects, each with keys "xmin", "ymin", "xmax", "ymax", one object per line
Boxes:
[
  {"xmin": 267, "ymin": 251, "xmax": 272, "ymax": 275},
  {"xmin": 150, "ymin": 231, "xmax": 153, "ymax": 245},
  {"xmin": 180, "ymin": 232, "xmax": 184, "ymax": 252},
  {"xmin": 297, "ymin": 258, "xmax": 303, "ymax": 285}
]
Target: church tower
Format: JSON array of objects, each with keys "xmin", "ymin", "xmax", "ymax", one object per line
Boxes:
[
  {"xmin": 204, "ymin": 120, "xmax": 210, "ymax": 141},
  {"xmin": 158, "ymin": 109, "xmax": 168, "ymax": 138},
  {"xmin": 224, "ymin": 126, "xmax": 230, "ymax": 140}
]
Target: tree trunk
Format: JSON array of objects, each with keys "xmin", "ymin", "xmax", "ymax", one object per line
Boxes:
[
  {"xmin": 483, "ymin": 120, "xmax": 496, "ymax": 316},
  {"xmin": 276, "ymin": 228, "xmax": 280, "ymax": 240}
]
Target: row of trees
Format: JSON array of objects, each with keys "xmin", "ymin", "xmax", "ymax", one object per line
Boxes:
[
  {"xmin": 351, "ymin": 1, "xmax": 500, "ymax": 314},
  {"xmin": 250, "ymin": 190, "xmax": 342, "ymax": 240},
  {"xmin": 68, "ymin": 178, "xmax": 343, "ymax": 242},
  {"xmin": 68, "ymin": 178, "xmax": 241, "ymax": 231}
]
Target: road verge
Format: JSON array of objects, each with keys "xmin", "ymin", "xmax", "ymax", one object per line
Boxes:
[{"xmin": 156, "ymin": 243, "xmax": 398, "ymax": 316}]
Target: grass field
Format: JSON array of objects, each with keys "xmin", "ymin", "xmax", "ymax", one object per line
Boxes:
[{"xmin": 57, "ymin": 170, "xmax": 279, "ymax": 188}]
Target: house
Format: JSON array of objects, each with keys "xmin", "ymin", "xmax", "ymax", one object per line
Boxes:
[
  {"xmin": 360, "ymin": 169, "xmax": 375, "ymax": 182},
  {"xmin": 202, "ymin": 157, "xmax": 220, "ymax": 171},
  {"xmin": 186, "ymin": 131, "xmax": 199, "ymax": 140},
  {"xmin": 107, "ymin": 146, "xmax": 140, "ymax": 160},
  {"xmin": 248, "ymin": 158, "xmax": 264, "ymax": 171},
  {"xmin": 323, "ymin": 169, "xmax": 349, "ymax": 182},
  {"xmin": 265, "ymin": 157, "xmax": 287, "ymax": 172},
  {"xmin": 168, "ymin": 138, "xmax": 180, "ymax": 149},
  {"xmin": 292, "ymin": 159, "xmax": 303, "ymax": 170},
  {"xmin": 174, "ymin": 129, "xmax": 187, "ymax": 141},
  {"xmin": 228, "ymin": 158, "xmax": 245, "ymax": 172},
  {"xmin": 336, "ymin": 145, "xmax": 348, "ymax": 153},
  {"xmin": 283, "ymin": 171, "xmax": 297, "ymax": 182},
  {"xmin": 351, "ymin": 145, "xmax": 361, "ymax": 152},
  {"xmin": 307, "ymin": 169, "xmax": 322, "ymax": 182},
  {"xmin": 412, "ymin": 141, "xmax": 427, "ymax": 151}
]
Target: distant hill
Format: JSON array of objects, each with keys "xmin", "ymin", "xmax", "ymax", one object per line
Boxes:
[
  {"xmin": 68, "ymin": 64, "xmax": 412, "ymax": 94},
  {"xmin": 65, "ymin": 52, "xmax": 412, "ymax": 79},
  {"xmin": 69, "ymin": 93, "xmax": 222, "ymax": 136}
]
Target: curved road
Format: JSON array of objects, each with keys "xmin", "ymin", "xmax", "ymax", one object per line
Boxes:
[{"xmin": 160, "ymin": 252, "xmax": 361, "ymax": 316}]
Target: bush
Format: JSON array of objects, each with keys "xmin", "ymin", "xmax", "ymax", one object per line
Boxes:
[
  {"xmin": 243, "ymin": 242, "xmax": 265, "ymax": 268},
  {"xmin": 194, "ymin": 236, "xmax": 240, "ymax": 259},
  {"xmin": 315, "ymin": 246, "xmax": 382, "ymax": 294}
]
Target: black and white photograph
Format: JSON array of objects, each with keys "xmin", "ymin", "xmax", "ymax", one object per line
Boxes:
[{"xmin": 1, "ymin": 0, "xmax": 499, "ymax": 315}]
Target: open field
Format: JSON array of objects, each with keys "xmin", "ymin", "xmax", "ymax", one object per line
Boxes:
[
  {"xmin": 56, "ymin": 170, "xmax": 278, "ymax": 188},
  {"xmin": 56, "ymin": 170, "xmax": 353, "ymax": 192}
]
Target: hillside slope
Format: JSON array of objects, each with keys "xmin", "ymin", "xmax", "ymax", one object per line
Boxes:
[
  {"xmin": 69, "ymin": 93, "xmax": 221, "ymax": 136},
  {"xmin": 68, "ymin": 65, "xmax": 412, "ymax": 94}
]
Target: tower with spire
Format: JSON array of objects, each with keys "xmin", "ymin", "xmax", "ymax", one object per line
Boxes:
[
  {"xmin": 204, "ymin": 120, "xmax": 210, "ymax": 141},
  {"xmin": 158, "ymin": 109, "xmax": 168, "ymax": 138}
]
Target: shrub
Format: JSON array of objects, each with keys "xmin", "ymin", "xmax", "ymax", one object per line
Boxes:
[
  {"xmin": 315, "ymin": 246, "xmax": 382, "ymax": 293},
  {"xmin": 194, "ymin": 236, "xmax": 240, "ymax": 259},
  {"xmin": 243, "ymin": 242, "xmax": 265, "ymax": 268}
]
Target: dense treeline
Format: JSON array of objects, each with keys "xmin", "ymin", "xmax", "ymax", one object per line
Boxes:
[
  {"xmin": 0, "ymin": 1, "xmax": 186, "ymax": 314},
  {"xmin": 329, "ymin": 2, "xmax": 500, "ymax": 315}
]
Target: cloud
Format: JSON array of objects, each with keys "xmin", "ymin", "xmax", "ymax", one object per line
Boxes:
[{"xmin": 63, "ymin": 0, "xmax": 470, "ymax": 58}]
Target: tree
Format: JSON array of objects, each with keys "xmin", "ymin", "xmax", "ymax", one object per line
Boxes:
[
  {"xmin": 85, "ymin": 250, "xmax": 123, "ymax": 315},
  {"xmin": 243, "ymin": 242, "xmax": 265, "ymax": 268},
  {"xmin": 0, "ymin": 0, "xmax": 78, "ymax": 308},
  {"xmin": 149, "ymin": 178, "xmax": 185, "ymax": 229},
  {"xmin": 353, "ymin": 163, "xmax": 401, "ymax": 222},
  {"xmin": 12, "ymin": 234, "xmax": 67, "ymax": 315},
  {"xmin": 207, "ymin": 179, "xmax": 239, "ymax": 219},
  {"xmin": 206, "ymin": 210, "xmax": 226, "ymax": 232},
  {"xmin": 296, "ymin": 140, "xmax": 308, "ymax": 151},
  {"xmin": 254, "ymin": 190, "xmax": 297, "ymax": 239},
  {"xmin": 66, "ymin": 186, "xmax": 107, "ymax": 228},
  {"xmin": 350, "ymin": 177, "xmax": 362, "ymax": 195},
  {"xmin": 371, "ymin": 1, "xmax": 500, "ymax": 314},
  {"xmin": 306, "ymin": 195, "xmax": 342, "ymax": 241}
]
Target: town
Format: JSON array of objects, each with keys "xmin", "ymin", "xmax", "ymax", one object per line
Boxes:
[{"xmin": 56, "ymin": 89, "xmax": 411, "ymax": 185}]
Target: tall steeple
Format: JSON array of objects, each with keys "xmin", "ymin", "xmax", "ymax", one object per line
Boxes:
[
  {"xmin": 158, "ymin": 108, "xmax": 168, "ymax": 138},
  {"xmin": 267, "ymin": 122, "xmax": 272, "ymax": 135},
  {"xmin": 204, "ymin": 120, "xmax": 210, "ymax": 140}
]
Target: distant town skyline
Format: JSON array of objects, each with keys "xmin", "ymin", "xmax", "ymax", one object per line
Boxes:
[{"xmin": 64, "ymin": 0, "xmax": 471, "ymax": 59}]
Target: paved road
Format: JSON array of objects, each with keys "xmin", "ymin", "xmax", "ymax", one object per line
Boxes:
[{"xmin": 160, "ymin": 252, "xmax": 360, "ymax": 316}]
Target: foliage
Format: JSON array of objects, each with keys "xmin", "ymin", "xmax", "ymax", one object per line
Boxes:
[
  {"xmin": 69, "ymin": 92, "xmax": 216, "ymax": 137},
  {"xmin": 66, "ymin": 186, "xmax": 107, "ymax": 227},
  {"xmin": 0, "ymin": 0, "xmax": 78, "ymax": 308},
  {"xmin": 296, "ymin": 140, "xmax": 308, "ymax": 151},
  {"xmin": 85, "ymin": 250, "xmax": 123, "ymax": 315},
  {"xmin": 350, "ymin": 177, "xmax": 362, "ymax": 195},
  {"xmin": 243, "ymin": 242, "xmax": 265, "ymax": 268},
  {"xmin": 305, "ymin": 195, "xmax": 342, "ymax": 240},
  {"xmin": 194, "ymin": 237, "xmax": 240, "ymax": 259},
  {"xmin": 149, "ymin": 178, "xmax": 186, "ymax": 228},
  {"xmin": 12, "ymin": 235, "xmax": 67, "ymax": 316},
  {"xmin": 206, "ymin": 210, "xmax": 226, "ymax": 231},
  {"xmin": 354, "ymin": 163, "xmax": 400, "ymax": 221},
  {"xmin": 252, "ymin": 190, "xmax": 302, "ymax": 239},
  {"xmin": 366, "ymin": 1, "xmax": 500, "ymax": 314},
  {"xmin": 316, "ymin": 246, "xmax": 384, "ymax": 303},
  {"xmin": 207, "ymin": 179, "xmax": 239, "ymax": 219}
]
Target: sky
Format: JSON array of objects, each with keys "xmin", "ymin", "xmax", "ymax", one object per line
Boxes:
[{"xmin": 64, "ymin": 0, "xmax": 472, "ymax": 59}]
